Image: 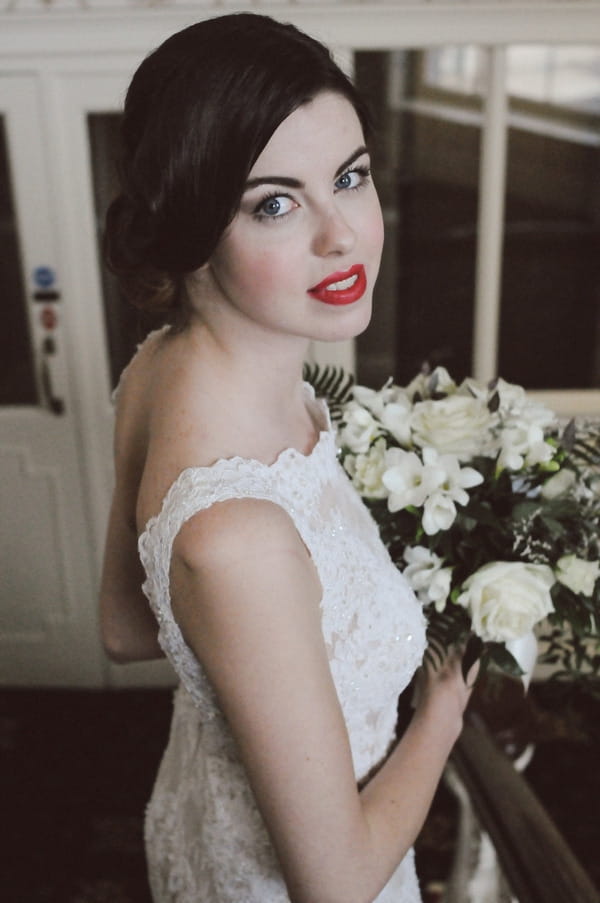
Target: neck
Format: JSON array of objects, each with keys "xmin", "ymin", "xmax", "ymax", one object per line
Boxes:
[
  {"xmin": 186, "ymin": 278, "xmax": 314, "ymax": 398},
  {"xmin": 178, "ymin": 313, "xmax": 319, "ymax": 463}
]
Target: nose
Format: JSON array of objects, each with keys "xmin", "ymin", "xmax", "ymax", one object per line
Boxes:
[{"xmin": 311, "ymin": 205, "xmax": 356, "ymax": 257}]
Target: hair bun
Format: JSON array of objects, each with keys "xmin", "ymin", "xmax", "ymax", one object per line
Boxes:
[{"xmin": 104, "ymin": 194, "xmax": 180, "ymax": 313}]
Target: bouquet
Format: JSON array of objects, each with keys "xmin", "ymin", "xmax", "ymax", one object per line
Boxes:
[{"xmin": 306, "ymin": 364, "xmax": 600, "ymax": 682}]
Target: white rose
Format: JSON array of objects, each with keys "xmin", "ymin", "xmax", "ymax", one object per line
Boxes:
[
  {"xmin": 457, "ymin": 561, "xmax": 555, "ymax": 642},
  {"xmin": 411, "ymin": 395, "xmax": 495, "ymax": 460},
  {"xmin": 556, "ymin": 555, "xmax": 599, "ymax": 597},
  {"xmin": 343, "ymin": 437, "xmax": 388, "ymax": 499},
  {"xmin": 339, "ymin": 401, "xmax": 380, "ymax": 453}
]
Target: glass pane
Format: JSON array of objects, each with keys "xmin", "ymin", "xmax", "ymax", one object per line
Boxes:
[
  {"xmin": 88, "ymin": 113, "xmax": 163, "ymax": 391},
  {"xmin": 360, "ymin": 45, "xmax": 600, "ymax": 392},
  {"xmin": 355, "ymin": 49, "xmax": 481, "ymax": 388},
  {"xmin": 507, "ymin": 45, "xmax": 600, "ymax": 115},
  {"xmin": 499, "ymin": 46, "xmax": 600, "ymax": 389},
  {"xmin": 0, "ymin": 116, "xmax": 38, "ymax": 405}
]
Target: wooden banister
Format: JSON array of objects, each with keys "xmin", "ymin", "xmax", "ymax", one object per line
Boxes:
[{"xmin": 450, "ymin": 711, "xmax": 599, "ymax": 903}]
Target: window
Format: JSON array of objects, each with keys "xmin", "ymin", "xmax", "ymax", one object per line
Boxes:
[{"xmin": 354, "ymin": 46, "xmax": 600, "ymax": 400}]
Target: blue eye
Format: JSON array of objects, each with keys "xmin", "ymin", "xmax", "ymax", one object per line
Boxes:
[
  {"xmin": 335, "ymin": 166, "xmax": 371, "ymax": 191},
  {"xmin": 254, "ymin": 194, "xmax": 295, "ymax": 219}
]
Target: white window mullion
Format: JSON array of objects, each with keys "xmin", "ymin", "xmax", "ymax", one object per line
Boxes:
[{"xmin": 473, "ymin": 45, "xmax": 508, "ymax": 382}]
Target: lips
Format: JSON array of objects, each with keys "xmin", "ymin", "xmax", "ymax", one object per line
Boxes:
[{"xmin": 308, "ymin": 264, "xmax": 367, "ymax": 306}]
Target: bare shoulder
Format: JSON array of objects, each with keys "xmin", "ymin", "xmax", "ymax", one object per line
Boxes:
[
  {"xmin": 171, "ymin": 498, "xmax": 323, "ymax": 653},
  {"xmin": 112, "ymin": 328, "xmax": 169, "ymax": 465},
  {"xmin": 124, "ymin": 329, "xmax": 216, "ymax": 526},
  {"xmin": 173, "ymin": 497, "xmax": 316, "ymax": 580}
]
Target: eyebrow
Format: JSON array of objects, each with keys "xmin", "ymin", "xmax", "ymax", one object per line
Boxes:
[{"xmin": 243, "ymin": 145, "xmax": 369, "ymax": 191}]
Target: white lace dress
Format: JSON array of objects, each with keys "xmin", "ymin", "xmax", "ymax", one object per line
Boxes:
[{"xmin": 138, "ymin": 385, "xmax": 427, "ymax": 903}]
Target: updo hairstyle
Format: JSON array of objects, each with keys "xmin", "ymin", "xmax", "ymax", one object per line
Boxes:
[{"xmin": 104, "ymin": 13, "xmax": 371, "ymax": 318}]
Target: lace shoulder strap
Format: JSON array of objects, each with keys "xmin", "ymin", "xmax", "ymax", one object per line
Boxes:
[{"xmin": 137, "ymin": 446, "xmax": 332, "ymax": 713}]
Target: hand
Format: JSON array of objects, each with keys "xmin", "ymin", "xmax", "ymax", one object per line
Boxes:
[{"xmin": 412, "ymin": 644, "xmax": 480, "ymax": 733}]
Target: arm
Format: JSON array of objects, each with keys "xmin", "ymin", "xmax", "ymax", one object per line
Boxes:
[
  {"xmin": 99, "ymin": 490, "xmax": 164, "ymax": 663},
  {"xmin": 99, "ymin": 374, "xmax": 164, "ymax": 663},
  {"xmin": 170, "ymin": 498, "xmax": 472, "ymax": 903}
]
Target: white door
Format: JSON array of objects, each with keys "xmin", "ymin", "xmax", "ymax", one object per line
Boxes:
[{"xmin": 0, "ymin": 76, "xmax": 104, "ymax": 685}]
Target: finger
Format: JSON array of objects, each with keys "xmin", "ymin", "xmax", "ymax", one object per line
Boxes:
[
  {"xmin": 464, "ymin": 658, "xmax": 481, "ymax": 689},
  {"xmin": 461, "ymin": 635, "xmax": 483, "ymax": 680}
]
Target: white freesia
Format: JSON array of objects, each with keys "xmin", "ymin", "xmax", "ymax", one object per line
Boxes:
[
  {"xmin": 428, "ymin": 567, "xmax": 453, "ymax": 611},
  {"xmin": 351, "ymin": 383, "xmax": 412, "ymax": 445},
  {"xmin": 351, "ymin": 385, "xmax": 386, "ymax": 419},
  {"xmin": 411, "ymin": 394, "xmax": 496, "ymax": 460},
  {"xmin": 343, "ymin": 437, "xmax": 388, "ymax": 499},
  {"xmin": 381, "ymin": 448, "xmax": 443, "ymax": 512},
  {"xmin": 338, "ymin": 401, "xmax": 380, "ymax": 453},
  {"xmin": 556, "ymin": 555, "xmax": 600, "ymax": 597},
  {"xmin": 419, "ymin": 447, "xmax": 483, "ymax": 534},
  {"xmin": 541, "ymin": 468, "xmax": 576, "ymax": 499},
  {"xmin": 403, "ymin": 545, "xmax": 452, "ymax": 611},
  {"xmin": 457, "ymin": 561, "xmax": 555, "ymax": 642},
  {"xmin": 416, "ymin": 448, "xmax": 482, "ymax": 534},
  {"xmin": 380, "ymin": 399, "xmax": 412, "ymax": 446},
  {"xmin": 459, "ymin": 377, "xmax": 489, "ymax": 403},
  {"xmin": 496, "ymin": 378, "xmax": 556, "ymax": 431},
  {"xmin": 421, "ymin": 447, "xmax": 484, "ymax": 503},
  {"xmin": 497, "ymin": 422, "xmax": 556, "ymax": 471},
  {"xmin": 352, "ymin": 380, "xmax": 411, "ymax": 415},
  {"xmin": 422, "ymin": 492, "xmax": 459, "ymax": 535}
]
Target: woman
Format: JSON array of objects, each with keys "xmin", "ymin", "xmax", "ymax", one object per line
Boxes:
[{"xmin": 99, "ymin": 13, "xmax": 476, "ymax": 903}]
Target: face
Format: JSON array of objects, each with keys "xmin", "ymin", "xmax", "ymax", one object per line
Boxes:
[{"xmin": 200, "ymin": 91, "xmax": 384, "ymax": 345}]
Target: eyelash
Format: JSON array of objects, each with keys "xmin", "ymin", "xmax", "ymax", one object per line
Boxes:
[{"xmin": 251, "ymin": 164, "xmax": 372, "ymax": 224}]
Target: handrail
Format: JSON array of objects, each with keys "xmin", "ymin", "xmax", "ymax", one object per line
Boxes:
[{"xmin": 450, "ymin": 711, "xmax": 600, "ymax": 903}]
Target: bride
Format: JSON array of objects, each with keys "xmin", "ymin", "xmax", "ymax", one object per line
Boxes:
[{"xmin": 99, "ymin": 13, "xmax": 477, "ymax": 903}]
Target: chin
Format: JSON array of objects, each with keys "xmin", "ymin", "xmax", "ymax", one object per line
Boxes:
[{"xmin": 314, "ymin": 298, "xmax": 373, "ymax": 343}]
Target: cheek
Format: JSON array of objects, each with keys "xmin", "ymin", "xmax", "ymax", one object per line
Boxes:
[
  {"xmin": 367, "ymin": 200, "xmax": 385, "ymax": 260},
  {"xmin": 240, "ymin": 248, "xmax": 290, "ymax": 297}
]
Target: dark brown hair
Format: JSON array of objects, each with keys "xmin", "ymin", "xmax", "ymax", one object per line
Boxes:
[{"xmin": 104, "ymin": 13, "xmax": 371, "ymax": 318}]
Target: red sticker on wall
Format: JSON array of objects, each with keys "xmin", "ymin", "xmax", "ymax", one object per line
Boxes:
[{"xmin": 40, "ymin": 306, "xmax": 57, "ymax": 330}]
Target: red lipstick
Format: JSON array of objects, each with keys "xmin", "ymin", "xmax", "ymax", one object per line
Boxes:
[{"xmin": 308, "ymin": 264, "xmax": 367, "ymax": 306}]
